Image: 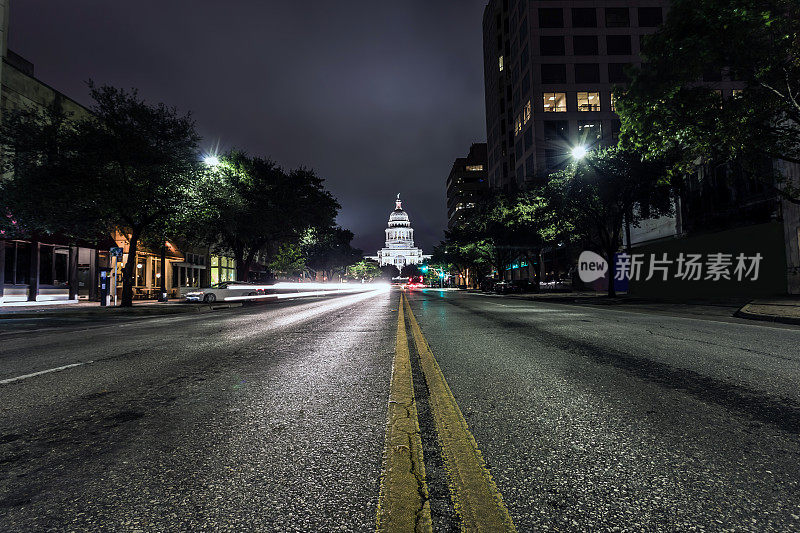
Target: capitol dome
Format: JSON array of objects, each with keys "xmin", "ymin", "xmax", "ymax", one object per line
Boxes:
[{"xmin": 388, "ymin": 203, "xmax": 410, "ymax": 227}]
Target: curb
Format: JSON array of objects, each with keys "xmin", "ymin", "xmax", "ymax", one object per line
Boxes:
[
  {"xmin": 0, "ymin": 302, "xmax": 242, "ymax": 320},
  {"xmin": 734, "ymin": 304, "xmax": 800, "ymax": 326}
]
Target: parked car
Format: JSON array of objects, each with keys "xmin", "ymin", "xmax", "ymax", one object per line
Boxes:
[
  {"xmin": 184, "ymin": 282, "xmax": 267, "ymax": 303},
  {"xmin": 494, "ymin": 281, "xmax": 521, "ymax": 294}
]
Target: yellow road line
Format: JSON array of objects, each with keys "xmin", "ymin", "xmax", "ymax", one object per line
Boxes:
[
  {"xmin": 404, "ymin": 294, "xmax": 516, "ymax": 532},
  {"xmin": 376, "ymin": 294, "xmax": 433, "ymax": 532}
]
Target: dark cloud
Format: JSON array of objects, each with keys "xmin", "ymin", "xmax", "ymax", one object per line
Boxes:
[{"xmin": 10, "ymin": 1, "xmax": 488, "ymax": 253}]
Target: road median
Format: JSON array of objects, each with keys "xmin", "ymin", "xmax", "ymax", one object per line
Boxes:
[
  {"xmin": 376, "ymin": 293, "xmax": 432, "ymax": 532},
  {"xmin": 403, "ymin": 293, "xmax": 516, "ymax": 532}
]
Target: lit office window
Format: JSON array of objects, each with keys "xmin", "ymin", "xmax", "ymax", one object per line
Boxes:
[
  {"xmin": 578, "ymin": 121, "xmax": 602, "ymax": 142},
  {"xmin": 543, "ymin": 92, "xmax": 567, "ymax": 112},
  {"xmin": 499, "ymin": 55, "xmax": 504, "ymax": 71},
  {"xmin": 523, "ymin": 100, "xmax": 532, "ymax": 123},
  {"xmin": 610, "ymin": 93, "xmax": 617, "ymax": 112},
  {"xmin": 515, "ymin": 114, "xmax": 523, "ymax": 135},
  {"xmin": 466, "ymin": 165, "xmax": 484, "ymax": 171},
  {"xmin": 577, "ymin": 91, "xmax": 601, "ymax": 111}
]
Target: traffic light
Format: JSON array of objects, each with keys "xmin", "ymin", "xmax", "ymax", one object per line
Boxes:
[{"xmin": 421, "ymin": 265, "xmax": 429, "ymax": 273}]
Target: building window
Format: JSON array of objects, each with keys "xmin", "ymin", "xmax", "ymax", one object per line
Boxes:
[
  {"xmin": 466, "ymin": 165, "xmax": 484, "ymax": 171},
  {"xmin": 136, "ymin": 259, "xmax": 145, "ymax": 286},
  {"xmin": 521, "ymin": 69, "xmax": 530, "ymax": 96},
  {"xmin": 544, "ymin": 120, "xmax": 569, "ymax": 141},
  {"xmin": 526, "ymin": 154, "xmax": 535, "ymax": 177},
  {"xmin": 732, "ymin": 89, "xmax": 744, "ymax": 98},
  {"xmin": 605, "ymin": 7, "xmax": 630, "ymax": 27},
  {"xmin": 571, "ymin": 8, "xmax": 597, "ymax": 28},
  {"xmin": 545, "ymin": 149, "xmax": 562, "ymax": 169},
  {"xmin": 577, "ymin": 92, "xmax": 601, "ymax": 111},
  {"xmin": 515, "ymin": 114, "xmax": 523, "ymax": 135},
  {"xmin": 538, "ymin": 8, "xmax": 564, "ymax": 28},
  {"xmin": 608, "ymin": 62, "xmax": 631, "ymax": 83},
  {"xmin": 523, "ymin": 100, "xmax": 531, "ymax": 124},
  {"xmin": 524, "ymin": 126, "xmax": 533, "ymax": 150},
  {"xmin": 574, "ymin": 63, "xmax": 600, "ymax": 83},
  {"xmin": 573, "ymin": 35, "xmax": 598, "ymax": 55},
  {"xmin": 543, "ymin": 92, "xmax": 567, "ymax": 112},
  {"xmin": 541, "ymin": 64, "xmax": 567, "ymax": 84},
  {"xmin": 577, "ymin": 121, "xmax": 602, "ymax": 142},
  {"xmin": 611, "ymin": 119, "xmax": 622, "ymax": 141},
  {"xmin": 540, "ymin": 36, "xmax": 565, "ymax": 56},
  {"xmin": 610, "ymin": 92, "xmax": 618, "ymax": 112},
  {"xmin": 498, "ymin": 55, "xmax": 504, "ymax": 71},
  {"xmin": 607, "ymin": 35, "xmax": 632, "ymax": 55},
  {"xmin": 211, "ymin": 255, "xmax": 236, "ymax": 284},
  {"xmin": 638, "ymin": 7, "xmax": 663, "ymax": 27}
]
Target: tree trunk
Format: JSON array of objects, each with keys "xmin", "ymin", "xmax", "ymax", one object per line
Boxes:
[
  {"xmin": 121, "ymin": 230, "xmax": 140, "ymax": 307},
  {"xmin": 233, "ymin": 244, "xmax": 247, "ymax": 282},
  {"xmin": 68, "ymin": 245, "xmax": 79, "ymax": 300}
]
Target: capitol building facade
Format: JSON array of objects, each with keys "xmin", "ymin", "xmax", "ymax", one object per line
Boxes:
[{"xmin": 365, "ymin": 195, "xmax": 431, "ymax": 268}]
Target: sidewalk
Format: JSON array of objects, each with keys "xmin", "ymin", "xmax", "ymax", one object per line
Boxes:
[
  {"xmin": 474, "ymin": 290, "xmax": 800, "ymax": 325},
  {"xmin": 0, "ymin": 299, "xmax": 241, "ymax": 319},
  {"xmin": 735, "ymin": 298, "xmax": 800, "ymax": 326}
]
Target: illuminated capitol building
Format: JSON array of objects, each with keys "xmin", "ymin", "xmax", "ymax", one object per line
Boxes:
[{"xmin": 366, "ymin": 195, "xmax": 431, "ymax": 268}]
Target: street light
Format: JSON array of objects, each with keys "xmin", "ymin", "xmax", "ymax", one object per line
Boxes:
[
  {"xmin": 203, "ymin": 155, "xmax": 220, "ymax": 167},
  {"xmin": 571, "ymin": 145, "xmax": 588, "ymax": 160}
]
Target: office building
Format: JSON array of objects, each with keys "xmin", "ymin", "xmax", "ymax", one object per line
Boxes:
[{"xmin": 447, "ymin": 143, "xmax": 489, "ymax": 229}]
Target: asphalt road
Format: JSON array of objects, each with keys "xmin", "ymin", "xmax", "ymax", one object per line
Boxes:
[
  {"xmin": 1, "ymin": 288, "xmax": 800, "ymax": 531},
  {"xmin": 0, "ymin": 291, "xmax": 395, "ymax": 531}
]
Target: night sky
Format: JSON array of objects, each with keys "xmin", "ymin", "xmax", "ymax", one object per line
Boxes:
[{"xmin": 11, "ymin": 1, "xmax": 488, "ymax": 255}]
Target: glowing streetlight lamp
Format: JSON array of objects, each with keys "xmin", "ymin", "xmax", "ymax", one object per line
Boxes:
[
  {"xmin": 203, "ymin": 155, "xmax": 220, "ymax": 167},
  {"xmin": 571, "ymin": 145, "xmax": 588, "ymax": 160}
]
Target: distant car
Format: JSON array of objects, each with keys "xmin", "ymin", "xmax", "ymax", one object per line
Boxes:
[
  {"xmin": 184, "ymin": 282, "xmax": 267, "ymax": 303},
  {"xmin": 493, "ymin": 281, "xmax": 521, "ymax": 294}
]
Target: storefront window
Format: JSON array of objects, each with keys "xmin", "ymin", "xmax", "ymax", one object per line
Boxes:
[{"xmin": 136, "ymin": 258, "xmax": 145, "ymax": 286}]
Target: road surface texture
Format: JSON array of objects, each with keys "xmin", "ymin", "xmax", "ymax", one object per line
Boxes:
[
  {"xmin": 2, "ymin": 288, "xmax": 800, "ymax": 531},
  {"xmin": 1, "ymin": 291, "xmax": 394, "ymax": 531},
  {"xmin": 404, "ymin": 289, "xmax": 800, "ymax": 532}
]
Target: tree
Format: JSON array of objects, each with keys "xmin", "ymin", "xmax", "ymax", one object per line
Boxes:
[
  {"xmin": 544, "ymin": 148, "xmax": 672, "ymax": 296},
  {"xmin": 618, "ymin": 0, "xmax": 800, "ymax": 202},
  {"xmin": 380, "ymin": 264, "xmax": 400, "ymax": 280},
  {"xmin": 1, "ymin": 85, "xmax": 203, "ymax": 307},
  {"xmin": 269, "ymin": 243, "xmax": 306, "ymax": 279},
  {"xmin": 195, "ymin": 151, "xmax": 339, "ymax": 282},
  {"xmin": 445, "ymin": 192, "xmax": 546, "ymax": 284},
  {"xmin": 347, "ymin": 260, "xmax": 382, "ymax": 282},
  {"xmin": 435, "ymin": 230, "xmax": 493, "ymax": 288},
  {"xmin": 400, "ymin": 263, "xmax": 422, "ymax": 279},
  {"xmin": 83, "ymin": 86, "xmax": 202, "ymax": 306},
  {"xmin": 302, "ymin": 226, "xmax": 361, "ymax": 281},
  {"xmin": 0, "ymin": 102, "xmax": 106, "ymax": 242}
]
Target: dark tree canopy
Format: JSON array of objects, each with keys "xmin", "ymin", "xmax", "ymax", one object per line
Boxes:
[
  {"xmin": 1, "ymin": 84, "xmax": 203, "ymax": 306},
  {"xmin": 618, "ymin": 0, "xmax": 800, "ymax": 201},
  {"xmin": 194, "ymin": 151, "xmax": 340, "ymax": 281}
]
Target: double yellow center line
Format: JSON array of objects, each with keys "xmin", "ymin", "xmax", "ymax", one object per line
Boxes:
[{"xmin": 377, "ymin": 292, "xmax": 516, "ymax": 532}]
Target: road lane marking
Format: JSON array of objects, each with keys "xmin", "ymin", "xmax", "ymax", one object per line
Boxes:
[
  {"xmin": 0, "ymin": 361, "xmax": 93, "ymax": 385},
  {"xmin": 376, "ymin": 294, "xmax": 432, "ymax": 532},
  {"xmin": 404, "ymin": 294, "xmax": 516, "ymax": 532}
]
